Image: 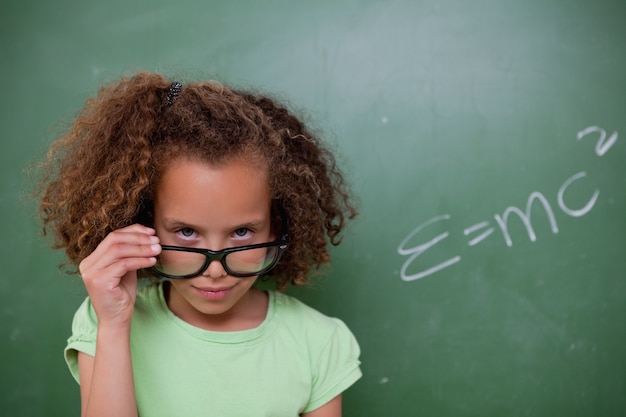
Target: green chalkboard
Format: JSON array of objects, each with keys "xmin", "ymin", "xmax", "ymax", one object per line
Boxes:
[{"xmin": 2, "ymin": 0, "xmax": 625, "ymax": 415}]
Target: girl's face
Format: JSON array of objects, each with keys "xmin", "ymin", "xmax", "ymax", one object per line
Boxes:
[{"xmin": 153, "ymin": 157, "xmax": 273, "ymax": 330}]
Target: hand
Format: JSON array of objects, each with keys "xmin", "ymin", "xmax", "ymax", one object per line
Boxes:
[{"xmin": 78, "ymin": 224, "xmax": 161, "ymax": 327}]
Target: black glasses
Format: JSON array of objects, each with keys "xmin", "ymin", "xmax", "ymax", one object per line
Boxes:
[{"xmin": 150, "ymin": 233, "xmax": 289, "ymax": 279}]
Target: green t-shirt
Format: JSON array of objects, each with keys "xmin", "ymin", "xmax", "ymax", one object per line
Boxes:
[{"xmin": 65, "ymin": 283, "xmax": 362, "ymax": 416}]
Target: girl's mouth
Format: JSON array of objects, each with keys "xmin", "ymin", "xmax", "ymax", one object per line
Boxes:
[{"xmin": 193, "ymin": 285, "xmax": 233, "ymax": 300}]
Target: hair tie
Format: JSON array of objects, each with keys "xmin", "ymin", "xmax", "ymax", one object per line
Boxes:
[{"xmin": 166, "ymin": 82, "xmax": 182, "ymax": 106}]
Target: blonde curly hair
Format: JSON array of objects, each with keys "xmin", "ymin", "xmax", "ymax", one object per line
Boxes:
[{"xmin": 36, "ymin": 72, "xmax": 357, "ymax": 290}]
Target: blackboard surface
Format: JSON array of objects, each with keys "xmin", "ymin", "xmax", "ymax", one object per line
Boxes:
[{"xmin": 2, "ymin": 0, "xmax": 625, "ymax": 415}]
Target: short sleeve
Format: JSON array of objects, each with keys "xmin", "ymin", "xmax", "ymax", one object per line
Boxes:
[
  {"xmin": 64, "ymin": 296, "xmax": 98, "ymax": 384},
  {"xmin": 304, "ymin": 318, "xmax": 362, "ymax": 413}
]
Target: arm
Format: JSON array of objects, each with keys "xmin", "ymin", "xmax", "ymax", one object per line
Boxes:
[
  {"xmin": 77, "ymin": 328, "xmax": 135, "ymax": 417},
  {"xmin": 76, "ymin": 224, "xmax": 160, "ymax": 417},
  {"xmin": 302, "ymin": 395, "xmax": 342, "ymax": 417}
]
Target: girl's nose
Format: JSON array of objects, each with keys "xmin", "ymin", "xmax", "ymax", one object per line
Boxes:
[{"xmin": 202, "ymin": 260, "xmax": 228, "ymax": 278}]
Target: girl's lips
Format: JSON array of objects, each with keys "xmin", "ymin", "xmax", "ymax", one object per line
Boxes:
[
  {"xmin": 194, "ymin": 286, "xmax": 232, "ymax": 292},
  {"xmin": 192, "ymin": 285, "xmax": 233, "ymax": 300}
]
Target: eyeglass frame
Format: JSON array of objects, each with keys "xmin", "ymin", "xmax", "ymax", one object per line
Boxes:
[{"xmin": 150, "ymin": 210, "xmax": 290, "ymax": 279}]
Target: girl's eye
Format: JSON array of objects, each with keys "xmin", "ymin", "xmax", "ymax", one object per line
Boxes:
[
  {"xmin": 233, "ymin": 228, "xmax": 251, "ymax": 238},
  {"xmin": 178, "ymin": 228, "xmax": 196, "ymax": 238}
]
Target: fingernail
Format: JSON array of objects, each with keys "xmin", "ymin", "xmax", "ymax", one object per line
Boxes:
[
  {"xmin": 150, "ymin": 236, "xmax": 159, "ymax": 243},
  {"xmin": 151, "ymin": 244, "xmax": 161, "ymax": 252}
]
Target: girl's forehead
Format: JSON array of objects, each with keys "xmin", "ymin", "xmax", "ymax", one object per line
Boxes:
[{"xmin": 155, "ymin": 158, "xmax": 271, "ymax": 219}]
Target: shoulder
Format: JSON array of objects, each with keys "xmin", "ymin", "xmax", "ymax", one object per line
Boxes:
[
  {"xmin": 269, "ymin": 291, "xmax": 360, "ymax": 352},
  {"xmin": 271, "ymin": 291, "xmax": 337, "ymax": 328}
]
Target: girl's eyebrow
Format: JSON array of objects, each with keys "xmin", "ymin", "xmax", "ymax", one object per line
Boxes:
[
  {"xmin": 161, "ymin": 218, "xmax": 195, "ymax": 229},
  {"xmin": 161, "ymin": 217, "xmax": 267, "ymax": 230},
  {"xmin": 232, "ymin": 220, "xmax": 265, "ymax": 229}
]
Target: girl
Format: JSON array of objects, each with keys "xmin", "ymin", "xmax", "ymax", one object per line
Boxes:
[{"xmin": 36, "ymin": 72, "xmax": 361, "ymax": 417}]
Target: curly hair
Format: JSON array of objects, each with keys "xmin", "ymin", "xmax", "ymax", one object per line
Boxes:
[{"xmin": 36, "ymin": 72, "xmax": 357, "ymax": 290}]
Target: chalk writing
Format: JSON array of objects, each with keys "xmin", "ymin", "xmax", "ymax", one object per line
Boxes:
[
  {"xmin": 576, "ymin": 126, "xmax": 618, "ymax": 156},
  {"xmin": 397, "ymin": 126, "xmax": 618, "ymax": 282},
  {"xmin": 398, "ymin": 215, "xmax": 461, "ymax": 282}
]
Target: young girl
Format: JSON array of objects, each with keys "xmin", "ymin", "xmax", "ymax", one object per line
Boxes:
[{"xmin": 36, "ymin": 72, "xmax": 361, "ymax": 417}]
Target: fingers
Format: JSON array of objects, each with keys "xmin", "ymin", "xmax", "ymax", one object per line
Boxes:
[
  {"xmin": 80, "ymin": 224, "xmax": 161, "ymax": 279},
  {"xmin": 78, "ymin": 224, "xmax": 161, "ymax": 325}
]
